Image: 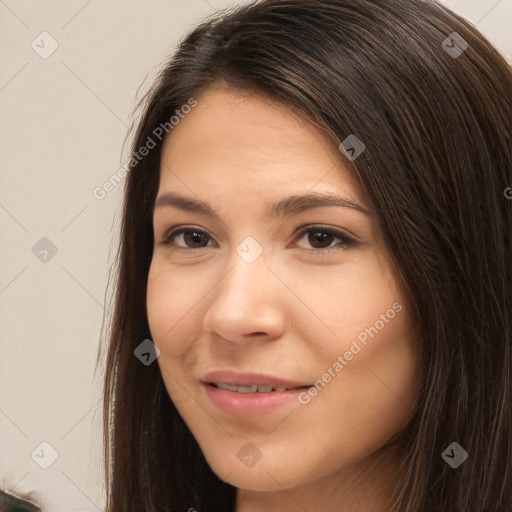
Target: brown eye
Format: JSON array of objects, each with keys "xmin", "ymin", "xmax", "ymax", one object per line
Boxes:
[
  {"xmin": 308, "ymin": 229, "xmax": 335, "ymax": 248},
  {"xmin": 159, "ymin": 225, "xmax": 356, "ymax": 255},
  {"xmin": 162, "ymin": 228, "xmax": 214, "ymax": 249},
  {"xmin": 295, "ymin": 226, "xmax": 356, "ymax": 253}
]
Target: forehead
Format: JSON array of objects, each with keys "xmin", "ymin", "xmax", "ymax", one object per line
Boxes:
[{"xmin": 158, "ymin": 87, "xmax": 367, "ymax": 205}]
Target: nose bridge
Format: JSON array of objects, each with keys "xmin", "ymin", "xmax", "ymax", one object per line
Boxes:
[
  {"xmin": 202, "ymin": 244, "xmax": 284, "ymax": 340},
  {"xmin": 217, "ymin": 232, "xmax": 270, "ymax": 300},
  {"xmin": 214, "ymin": 246, "xmax": 269, "ymax": 312}
]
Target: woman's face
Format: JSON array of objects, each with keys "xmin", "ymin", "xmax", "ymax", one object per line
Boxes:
[{"xmin": 147, "ymin": 86, "xmax": 420, "ymax": 496}]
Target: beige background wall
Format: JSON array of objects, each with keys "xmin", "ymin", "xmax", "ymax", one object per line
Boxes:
[{"xmin": 0, "ymin": 1, "xmax": 510, "ymax": 510}]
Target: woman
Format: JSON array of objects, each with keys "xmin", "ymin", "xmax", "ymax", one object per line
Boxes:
[{"xmin": 100, "ymin": 0, "xmax": 511, "ymax": 510}]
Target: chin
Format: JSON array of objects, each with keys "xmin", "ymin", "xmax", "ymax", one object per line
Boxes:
[{"xmin": 200, "ymin": 442, "xmax": 334, "ymax": 493}]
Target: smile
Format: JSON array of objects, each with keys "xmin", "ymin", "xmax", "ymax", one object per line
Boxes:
[
  {"xmin": 210, "ymin": 382, "xmax": 303, "ymax": 393},
  {"xmin": 202, "ymin": 382, "xmax": 310, "ymax": 416}
]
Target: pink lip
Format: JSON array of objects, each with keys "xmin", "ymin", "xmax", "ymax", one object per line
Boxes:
[
  {"xmin": 201, "ymin": 369, "xmax": 310, "ymax": 388},
  {"xmin": 200, "ymin": 370, "xmax": 311, "ymax": 417},
  {"xmin": 202, "ymin": 382, "xmax": 305, "ymax": 416}
]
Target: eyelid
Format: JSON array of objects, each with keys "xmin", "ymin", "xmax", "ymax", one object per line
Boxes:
[
  {"xmin": 160, "ymin": 226, "xmax": 217, "ymax": 250},
  {"xmin": 293, "ymin": 225, "xmax": 357, "ymax": 253},
  {"xmin": 159, "ymin": 224, "xmax": 358, "ymax": 254}
]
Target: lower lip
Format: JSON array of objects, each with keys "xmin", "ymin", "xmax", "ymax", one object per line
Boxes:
[{"xmin": 202, "ymin": 382, "xmax": 306, "ymax": 416}]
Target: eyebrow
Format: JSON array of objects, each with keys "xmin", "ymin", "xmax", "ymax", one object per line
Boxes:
[{"xmin": 153, "ymin": 191, "xmax": 375, "ymax": 220}]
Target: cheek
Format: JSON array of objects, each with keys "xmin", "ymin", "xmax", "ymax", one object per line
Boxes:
[
  {"xmin": 321, "ymin": 305, "xmax": 419, "ymax": 449},
  {"xmin": 284, "ymin": 254, "xmax": 401, "ymax": 351},
  {"xmin": 293, "ymin": 256, "xmax": 418, "ymax": 441},
  {"xmin": 146, "ymin": 263, "xmax": 200, "ymax": 403},
  {"xmin": 146, "ymin": 265, "xmax": 169, "ymax": 341},
  {"xmin": 146, "ymin": 261, "xmax": 192, "ymax": 352}
]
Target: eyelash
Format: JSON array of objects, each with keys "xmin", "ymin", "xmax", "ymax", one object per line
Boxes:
[{"xmin": 160, "ymin": 225, "xmax": 357, "ymax": 255}]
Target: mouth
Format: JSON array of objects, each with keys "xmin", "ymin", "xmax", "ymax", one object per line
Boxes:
[
  {"xmin": 207, "ymin": 382, "xmax": 310, "ymax": 393},
  {"xmin": 201, "ymin": 369, "xmax": 312, "ymax": 389},
  {"xmin": 199, "ymin": 370, "xmax": 313, "ymax": 416}
]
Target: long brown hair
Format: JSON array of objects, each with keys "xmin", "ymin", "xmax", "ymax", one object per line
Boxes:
[{"xmin": 100, "ymin": 1, "xmax": 511, "ymax": 510}]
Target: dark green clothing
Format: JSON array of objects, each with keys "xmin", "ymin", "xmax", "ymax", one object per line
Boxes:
[{"xmin": 0, "ymin": 490, "xmax": 41, "ymax": 512}]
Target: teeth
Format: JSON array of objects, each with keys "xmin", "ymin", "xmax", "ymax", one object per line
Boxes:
[
  {"xmin": 212, "ymin": 382, "xmax": 292, "ymax": 393},
  {"xmin": 255, "ymin": 385, "xmax": 272, "ymax": 392},
  {"xmin": 234, "ymin": 385, "xmax": 258, "ymax": 393}
]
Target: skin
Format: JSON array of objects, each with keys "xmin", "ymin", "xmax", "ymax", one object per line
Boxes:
[{"xmin": 146, "ymin": 85, "xmax": 421, "ymax": 512}]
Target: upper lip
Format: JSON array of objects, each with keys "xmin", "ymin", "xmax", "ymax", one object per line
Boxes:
[{"xmin": 201, "ymin": 370, "xmax": 311, "ymax": 389}]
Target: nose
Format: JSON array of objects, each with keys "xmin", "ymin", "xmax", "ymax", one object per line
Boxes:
[{"xmin": 201, "ymin": 252, "xmax": 287, "ymax": 343}]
